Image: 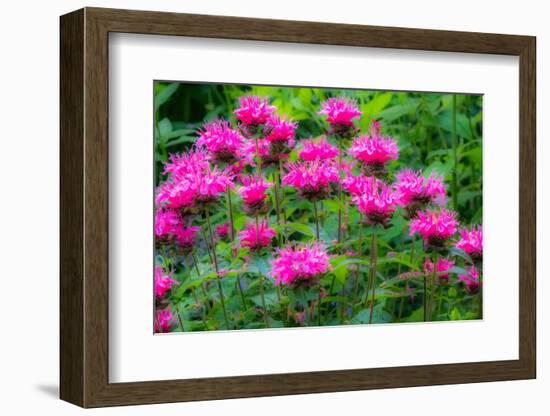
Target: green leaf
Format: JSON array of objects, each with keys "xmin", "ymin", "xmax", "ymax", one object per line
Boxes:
[
  {"xmin": 249, "ymin": 255, "xmax": 272, "ymax": 276},
  {"xmin": 448, "ymin": 247, "xmax": 474, "ymax": 264},
  {"xmin": 449, "ymin": 307, "xmax": 462, "ymax": 320},
  {"xmin": 154, "ymin": 83, "xmax": 179, "ymax": 111},
  {"xmin": 157, "ymin": 118, "xmax": 173, "ymax": 142},
  {"xmin": 274, "ymin": 222, "xmax": 315, "ymax": 238},
  {"xmin": 378, "ymin": 99, "xmax": 419, "ymax": 122},
  {"xmin": 438, "ymin": 110, "xmax": 471, "ymax": 139},
  {"xmin": 402, "ymin": 307, "xmax": 424, "ymax": 323},
  {"xmin": 350, "ymin": 309, "xmax": 371, "ymax": 324}
]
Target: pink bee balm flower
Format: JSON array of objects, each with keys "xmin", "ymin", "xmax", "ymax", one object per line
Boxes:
[
  {"xmin": 282, "ymin": 160, "xmax": 339, "ymax": 201},
  {"xmin": 394, "ymin": 169, "xmax": 446, "ymax": 217},
  {"xmin": 351, "ymin": 177, "xmax": 397, "ymax": 227},
  {"xmin": 154, "ymin": 208, "xmax": 181, "ymax": 240},
  {"xmin": 216, "ymin": 222, "xmax": 230, "ymax": 238},
  {"xmin": 271, "ymin": 242, "xmax": 332, "ymax": 287},
  {"xmin": 154, "ymin": 308, "xmax": 177, "ymax": 333},
  {"xmin": 234, "ymin": 95, "xmax": 276, "ymax": 126},
  {"xmin": 349, "ymin": 133, "xmax": 399, "ymax": 175},
  {"xmin": 299, "ymin": 137, "xmax": 339, "ymax": 161},
  {"xmin": 342, "ymin": 173, "xmax": 375, "ymax": 196},
  {"xmin": 238, "ymin": 176, "xmax": 273, "ymax": 215},
  {"xmin": 423, "ymin": 257, "xmax": 455, "ymax": 281},
  {"xmin": 456, "ymin": 225, "xmax": 483, "ymax": 262},
  {"xmin": 410, "ymin": 208, "xmax": 459, "ymax": 249},
  {"xmin": 239, "ymin": 219, "xmax": 276, "ymax": 250},
  {"xmin": 458, "ymin": 265, "xmax": 480, "ymax": 294},
  {"xmin": 162, "ymin": 149, "xmax": 209, "ymax": 177},
  {"xmin": 197, "ymin": 119, "xmax": 244, "ymax": 162},
  {"xmin": 192, "ymin": 165, "xmax": 235, "ymax": 206},
  {"xmin": 174, "ymin": 225, "xmax": 200, "ymax": 252},
  {"xmin": 264, "ymin": 114, "xmax": 297, "ymax": 143},
  {"xmin": 155, "ymin": 177, "xmax": 198, "ymax": 210},
  {"xmin": 318, "ymin": 97, "xmax": 361, "ymax": 127},
  {"xmin": 156, "ymin": 150, "xmax": 213, "ymax": 211},
  {"xmin": 154, "ymin": 265, "xmax": 178, "ymax": 299}
]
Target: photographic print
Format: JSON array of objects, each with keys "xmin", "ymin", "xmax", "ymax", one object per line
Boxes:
[{"xmin": 153, "ymin": 82, "xmax": 483, "ymax": 333}]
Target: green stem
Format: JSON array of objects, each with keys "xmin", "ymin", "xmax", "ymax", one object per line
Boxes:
[
  {"xmin": 437, "ymin": 287, "xmax": 444, "ymax": 318},
  {"xmin": 273, "ymin": 172, "xmax": 281, "ymax": 226},
  {"xmin": 175, "ymin": 303, "xmax": 185, "ymax": 332},
  {"xmin": 313, "ymin": 200, "xmax": 320, "ymax": 241},
  {"xmin": 318, "ymin": 284, "xmax": 322, "ymax": 326},
  {"xmin": 426, "ymin": 253, "xmax": 439, "ymax": 321},
  {"xmin": 423, "ymin": 276, "xmax": 427, "ymax": 321},
  {"xmin": 236, "ymin": 275, "xmax": 247, "ymax": 312},
  {"xmin": 191, "ymin": 251, "xmax": 209, "ymax": 312},
  {"xmin": 201, "ymin": 229, "xmax": 214, "ymax": 265},
  {"xmin": 216, "ymin": 278, "xmax": 230, "ymax": 330},
  {"xmin": 206, "ymin": 209, "xmax": 230, "ymax": 329},
  {"xmin": 368, "ymin": 232, "xmax": 378, "ymax": 324},
  {"xmin": 226, "ymin": 189, "xmax": 235, "ymax": 241},
  {"xmin": 339, "ymin": 288, "xmax": 345, "ymax": 324},
  {"xmin": 278, "ymin": 158, "xmax": 287, "ymax": 244},
  {"xmin": 260, "ymin": 274, "xmax": 270, "ymax": 327},
  {"xmin": 254, "ymin": 137, "xmax": 262, "ymax": 178},
  {"xmin": 478, "ymin": 266, "xmax": 483, "ymax": 319},
  {"xmin": 398, "ymin": 296, "xmax": 405, "ymax": 320},
  {"xmin": 190, "ymin": 287, "xmax": 207, "ymax": 328},
  {"xmin": 351, "ymin": 271, "xmax": 360, "ymax": 315},
  {"xmin": 452, "ymin": 94, "xmax": 458, "ymax": 211},
  {"xmin": 337, "ymin": 136, "xmax": 343, "ymax": 246}
]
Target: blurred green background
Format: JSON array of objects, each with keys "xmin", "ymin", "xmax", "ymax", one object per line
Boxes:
[{"xmin": 154, "ymin": 82, "xmax": 482, "ymax": 225}]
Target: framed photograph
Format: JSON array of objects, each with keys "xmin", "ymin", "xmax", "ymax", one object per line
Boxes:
[{"xmin": 60, "ymin": 7, "xmax": 536, "ymax": 408}]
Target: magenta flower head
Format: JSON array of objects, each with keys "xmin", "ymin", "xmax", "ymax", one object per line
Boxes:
[
  {"xmin": 174, "ymin": 225, "xmax": 200, "ymax": 254},
  {"xmin": 342, "ymin": 173, "xmax": 375, "ymax": 196},
  {"xmin": 351, "ymin": 177, "xmax": 397, "ymax": 228},
  {"xmin": 319, "ymin": 97, "xmax": 361, "ymax": 137},
  {"xmin": 234, "ymin": 95, "xmax": 276, "ymax": 128},
  {"xmin": 271, "ymin": 242, "xmax": 332, "ymax": 287},
  {"xmin": 282, "ymin": 160, "xmax": 339, "ymax": 201},
  {"xmin": 264, "ymin": 114, "xmax": 297, "ymax": 143},
  {"xmin": 456, "ymin": 225, "xmax": 483, "ymax": 262},
  {"xmin": 410, "ymin": 208, "xmax": 459, "ymax": 250},
  {"xmin": 349, "ymin": 123, "xmax": 399, "ymax": 177},
  {"xmin": 197, "ymin": 119, "xmax": 244, "ymax": 163},
  {"xmin": 238, "ymin": 175, "xmax": 273, "ymax": 215},
  {"xmin": 154, "ymin": 265, "xmax": 178, "ymax": 299},
  {"xmin": 192, "ymin": 165, "xmax": 235, "ymax": 208},
  {"xmin": 458, "ymin": 265, "xmax": 480, "ymax": 294},
  {"xmin": 299, "ymin": 136, "xmax": 339, "ymax": 161},
  {"xmin": 423, "ymin": 257, "xmax": 455, "ymax": 282},
  {"xmin": 162, "ymin": 148, "xmax": 210, "ymax": 177},
  {"xmin": 154, "ymin": 308, "xmax": 176, "ymax": 333},
  {"xmin": 154, "ymin": 208, "xmax": 182, "ymax": 244},
  {"xmin": 394, "ymin": 169, "xmax": 446, "ymax": 218},
  {"xmin": 216, "ymin": 222, "xmax": 230, "ymax": 240},
  {"xmin": 156, "ymin": 149, "xmax": 210, "ymax": 214},
  {"xmin": 239, "ymin": 219, "xmax": 276, "ymax": 251},
  {"xmin": 155, "ymin": 178, "xmax": 198, "ymax": 212}
]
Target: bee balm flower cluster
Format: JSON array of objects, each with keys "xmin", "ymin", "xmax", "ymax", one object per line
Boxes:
[{"xmin": 153, "ymin": 93, "xmax": 483, "ymax": 332}]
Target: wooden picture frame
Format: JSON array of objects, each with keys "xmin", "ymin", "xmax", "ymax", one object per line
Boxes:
[{"xmin": 60, "ymin": 7, "xmax": 536, "ymax": 408}]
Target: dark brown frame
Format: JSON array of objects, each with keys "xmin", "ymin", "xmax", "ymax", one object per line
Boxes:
[{"xmin": 60, "ymin": 7, "xmax": 536, "ymax": 408}]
